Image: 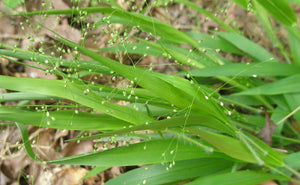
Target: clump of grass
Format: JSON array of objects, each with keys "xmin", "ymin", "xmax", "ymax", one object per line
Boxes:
[{"xmin": 1, "ymin": 0, "xmax": 300, "ymax": 184}]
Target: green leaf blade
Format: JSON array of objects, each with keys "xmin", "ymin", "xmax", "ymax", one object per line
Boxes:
[
  {"xmin": 105, "ymin": 158, "xmax": 233, "ymax": 185},
  {"xmin": 179, "ymin": 62, "xmax": 300, "ymax": 77},
  {"xmin": 0, "ymin": 75, "xmax": 153, "ymax": 125},
  {"xmin": 237, "ymin": 74, "xmax": 300, "ymax": 95},
  {"xmin": 216, "ymin": 32, "xmax": 275, "ymax": 62},
  {"xmin": 187, "ymin": 170, "xmax": 288, "ymax": 185},
  {"xmin": 47, "ymin": 138, "xmax": 228, "ymax": 166},
  {"xmin": 256, "ymin": 0, "xmax": 298, "ymax": 26},
  {"xmin": 0, "ymin": 107, "xmax": 131, "ymax": 131}
]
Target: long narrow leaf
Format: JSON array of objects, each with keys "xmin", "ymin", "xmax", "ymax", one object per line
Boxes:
[
  {"xmin": 0, "ymin": 49, "xmax": 111, "ymax": 75},
  {"xmin": 15, "ymin": 122, "xmax": 41, "ymax": 161},
  {"xmin": 0, "ymin": 92, "xmax": 61, "ymax": 102},
  {"xmin": 0, "ymin": 107, "xmax": 131, "ymax": 131},
  {"xmin": 252, "ymin": 1, "xmax": 291, "ymax": 64},
  {"xmin": 186, "ymin": 127, "xmax": 283, "ymax": 166},
  {"xmin": 105, "ymin": 158, "xmax": 233, "ymax": 185},
  {"xmin": 237, "ymin": 74, "xmax": 300, "ymax": 95},
  {"xmin": 216, "ymin": 32, "xmax": 275, "ymax": 62},
  {"xmin": 187, "ymin": 170, "xmax": 288, "ymax": 185},
  {"xmin": 54, "ymin": 35, "xmax": 228, "ymax": 122},
  {"xmin": 288, "ymin": 27, "xmax": 300, "ymax": 66},
  {"xmin": 0, "ymin": 75, "xmax": 153, "ymax": 125},
  {"xmin": 178, "ymin": 62, "xmax": 300, "ymax": 77},
  {"xmin": 69, "ymin": 113, "xmax": 234, "ymax": 142},
  {"xmin": 186, "ymin": 127, "xmax": 257, "ymax": 163},
  {"xmin": 185, "ymin": 32, "xmax": 243, "ymax": 54},
  {"xmin": 47, "ymin": 138, "xmax": 228, "ymax": 166},
  {"xmin": 256, "ymin": 0, "xmax": 297, "ymax": 26}
]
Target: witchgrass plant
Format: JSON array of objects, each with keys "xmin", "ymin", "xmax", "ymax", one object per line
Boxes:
[{"xmin": 1, "ymin": 0, "xmax": 300, "ymax": 184}]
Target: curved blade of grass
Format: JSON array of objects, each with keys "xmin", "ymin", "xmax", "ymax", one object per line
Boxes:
[
  {"xmin": 224, "ymin": 94, "xmax": 263, "ymax": 106},
  {"xmin": 149, "ymin": 38, "xmax": 272, "ymax": 109},
  {"xmin": 0, "ymin": 49, "xmax": 112, "ymax": 75},
  {"xmin": 0, "ymin": 92, "xmax": 61, "ymax": 102},
  {"xmin": 0, "ymin": 107, "xmax": 131, "ymax": 131},
  {"xmin": 242, "ymin": 133, "xmax": 284, "ymax": 166},
  {"xmin": 284, "ymin": 151, "xmax": 300, "ymax": 170},
  {"xmin": 0, "ymin": 46, "xmax": 170, "ymax": 106},
  {"xmin": 288, "ymin": 27, "xmax": 300, "ymax": 66},
  {"xmin": 0, "ymin": 75, "xmax": 153, "ymax": 125},
  {"xmin": 101, "ymin": 39, "xmax": 225, "ymax": 69},
  {"xmin": 228, "ymin": 113, "xmax": 265, "ymax": 132},
  {"xmin": 187, "ymin": 170, "xmax": 289, "ymax": 185},
  {"xmin": 216, "ymin": 32, "xmax": 275, "ymax": 62},
  {"xmin": 0, "ymin": 85, "xmax": 168, "ymax": 107},
  {"xmin": 142, "ymin": 39, "xmax": 216, "ymax": 68},
  {"xmin": 256, "ymin": 0, "xmax": 297, "ymax": 26},
  {"xmin": 69, "ymin": 113, "xmax": 234, "ymax": 142},
  {"xmin": 156, "ymin": 43, "xmax": 272, "ymax": 109},
  {"xmin": 18, "ymin": 6, "xmax": 255, "ymax": 108},
  {"xmin": 76, "ymin": 82, "xmax": 169, "ymax": 106},
  {"xmin": 105, "ymin": 158, "xmax": 233, "ymax": 185},
  {"xmin": 186, "ymin": 127, "xmax": 283, "ymax": 166},
  {"xmin": 185, "ymin": 32, "xmax": 243, "ymax": 54},
  {"xmin": 237, "ymin": 74, "xmax": 300, "ymax": 95},
  {"xmin": 178, "ymin": 62, "xmax": 300, "ymax": 77},
  {"xmin": 47, "ymin": 138, "xmax": 227, "ymax": 166},
  {"xmin": 1, "ymin": 46, "xmax": 221, "ymax": 117},
  {"xmin": 90, "ymin": 85, "xmax": 169, "ymax": 106},
  {"xmin": 100, "ymin": 43, "xmax": 164, "ymax": 57},
  {"xmin": 186, "ymin": 127, "xmax": 257, "ymax": 163},
  {"xmin": 252, "ymin": 1, "xmax": 291, "ymax": 64},
  {"xmin": 99, "ymin": 35, "xmax": 216, "ymax": 69},
  {"xmin": 125, "ymin": 103, "xmax": 173, "ymax": 117},
  {"xmin": 15, "ymin": 122, "xmax": 41, "ymax": 162},
  {"xmin": 54, "ymin": 35, "xmax": 228, "ymax": 122},
  {"xmin": 284, "ymin": 93, "xmax": 300, "ymax": 124},
  {"xmin": 251, "ymin": 3, "xmax": 276, "ymax": 44}
]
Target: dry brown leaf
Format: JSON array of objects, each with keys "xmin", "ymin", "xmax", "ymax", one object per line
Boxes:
[
  {"xmin": 257, "ymin": 113, "xmax": 277, "ymax": 145},
  {"xmin": 51, "ymin": 167, "xmax": 99, "ymax": 185},
  {"xmin": 1, "ymin": 153, "xmax": 30, "ymax": 180},
  {"xmin": 34, "ymin": 130, "xmax": 63, "ymax": 160},
  {"xmin": 61, "ymin": 140, "xmax": 93, "ymax": 157},
  {"xmin": 51, "ymin": 167, "xmax": 89, "ymax": 185},
  {"xmin": 34, "ymin": 169, "xmax": 53, "ymax": 185},
  {"xmin": 104, "ymin": 166, "xmax": 123, "ymax": 181},
  {"xmin": 0, "ymin": 170, "xmax": 11, "ymax": 185}
]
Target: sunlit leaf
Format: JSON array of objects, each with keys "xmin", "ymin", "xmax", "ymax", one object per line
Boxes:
[
  {"xmin": 178, "ymin": 62, "xmax": 300, "ymax": 77},
  {"xmin": 187, "ymin": 170, "xmax": 288, "ymax": 185},
  {"xmin": 105, "ymin": 158, "xmax": 233, "ymax": 185},
  {"xmin": 237, "ymin": 74, "xmax": 300, "ymax": 95},
  {"xmin": 47, "ymin": 138, "xmax": 229, "ymax": 166}
]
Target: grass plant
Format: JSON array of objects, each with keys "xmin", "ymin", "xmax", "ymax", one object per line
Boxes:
[{"xmin": 1, "ymin": 0, "xmax": 300, "ymax": 184}]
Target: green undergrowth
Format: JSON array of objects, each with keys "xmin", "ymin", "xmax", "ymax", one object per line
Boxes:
[{"xmin": 1, "ymin": 0, "xmax": 300, "ymax": 184}]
